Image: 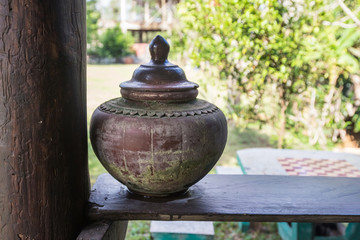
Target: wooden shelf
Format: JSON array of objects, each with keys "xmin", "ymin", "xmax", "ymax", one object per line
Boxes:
[{"xmin": 88, "ymin": 174, "xmax": 360, "ymax": 223}]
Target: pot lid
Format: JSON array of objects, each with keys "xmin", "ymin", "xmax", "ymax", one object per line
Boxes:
[{"xmin": 120, "ymin": 35, "xmax": 199, "ymax": 102}]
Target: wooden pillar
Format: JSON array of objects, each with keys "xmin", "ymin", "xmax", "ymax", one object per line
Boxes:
[
  {"xmin": 161, "ymin": 0, "xmax": 167, "ymax": 29},
  {"xmin": 120, "ymin": 0, "xmax": 127, "ymax": 33},
  {"xmin": 77, "ymin": 221, "xmax": 128, "ymax": 240},
  {"xmin": 0, "ymin": 0, "xmax": 89, "ymax": 239},
  {"xmin": 144, "ymin": 1, "xmax": 150, "ymax": 23},
  {"xmin": 167, "ymin": 0, "xmax": 173, "ymax": 26},
  {"xmin": 139, "ymin": 30, "xmax": 143, "ymax": 43}
]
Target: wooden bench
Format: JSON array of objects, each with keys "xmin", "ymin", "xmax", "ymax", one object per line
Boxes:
[
  {"xmin": 78, "ymin": 172, "xmax": 360, "ymax": 239},
  {"xmin": 237, "ymin": 148, "xmax": 360, "ymax": 240},
  {"xmin": 215, "ymin": 166, "xmax": 250, "ymax": 232}
]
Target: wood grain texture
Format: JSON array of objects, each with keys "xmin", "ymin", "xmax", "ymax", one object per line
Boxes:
[
  {"xmin": 88, "ymin": 174, "xmax": 360, "ymax": 223},
  {"xmin": 0, "ymin": 0, "xmax": 89, "ymax": 239},
  {"xmin": 77, "ymin": 221, "xmax": 128, "ymax": 240}
]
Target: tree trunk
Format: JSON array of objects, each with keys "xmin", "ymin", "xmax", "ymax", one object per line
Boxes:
[
  {"xmin": 0, "ymin": 0, "xmax": 89, "ymax": 239},
  {"xmin": 278, "ymin": 98, "xmax": 288, "ymax": 149}
]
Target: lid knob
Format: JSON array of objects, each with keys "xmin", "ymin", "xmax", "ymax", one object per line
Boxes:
[
  {"xmin": 150, "ymin": 35, "xmax": 170, "ymax": 64},
  {"xmin": 120, "ymin": 35, "xmax": 199, "ymax": 102}
]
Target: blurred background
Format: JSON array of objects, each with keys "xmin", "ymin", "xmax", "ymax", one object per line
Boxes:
[{"xmin": 86, "ymin": 0, "xmax": 360, "ymax": 239}]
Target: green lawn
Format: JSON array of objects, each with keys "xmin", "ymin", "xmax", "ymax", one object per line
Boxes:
[
  {"xmin": 87, "ymin": 64, "xmax": 139, "ymax": 183},
  {"xmin": 87, "ymin": 64, "xmax": 281, "ymax": 240}
]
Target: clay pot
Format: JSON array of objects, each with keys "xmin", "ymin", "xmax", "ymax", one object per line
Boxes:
[{"xmin": 90, "ymin": 36, "xmax": 227, "ymax": 196}]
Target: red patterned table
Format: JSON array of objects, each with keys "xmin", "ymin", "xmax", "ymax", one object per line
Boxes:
[
  {"xmin": 237, "ymin": 148, "xmax": 360, "ymax": 177},
  {"xmin": 277, "ymin": 157, "xmax": 360, "ymax": 177}
]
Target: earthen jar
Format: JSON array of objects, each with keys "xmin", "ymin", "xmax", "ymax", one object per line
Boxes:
[{"xmin": 90, "ymin": 35, "xmax": 227, "ymax": 196}]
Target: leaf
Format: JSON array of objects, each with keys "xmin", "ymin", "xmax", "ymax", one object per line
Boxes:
[
  {"xmin": 338, "ymin": 53, "xmax": 360, "ymax": 72},
  {"xmin": 348, "ymin": 47, "xmax": 360, "ymax": 58},
  {"xmin": 336, "ymin": 28, "xmax": 360, "ymax": 54}
]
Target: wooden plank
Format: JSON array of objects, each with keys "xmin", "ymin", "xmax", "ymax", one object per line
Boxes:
[
  {"xmin": 88, "ymin": 174, "xmax": 360, "ymax": 223},
  {"xmin": 77, "ymin": 221, "xmax": 128, "ymax": 240},
  {"xmin": 0, "ymin": 0, "xmax": 89, "ymax": 239}
]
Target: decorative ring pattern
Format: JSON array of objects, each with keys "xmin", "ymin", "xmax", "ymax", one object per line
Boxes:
[{"xmin": 98, "ymin": 100, "xmax": 219, "ymax": 118}]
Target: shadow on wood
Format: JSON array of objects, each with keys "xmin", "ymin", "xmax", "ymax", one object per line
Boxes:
[
  {"xmin": 77, "ymin": 221, "xmax": 128, "ymax": 240},
  {"xmin": 88, "ymin": 174, "xmax": 360, "ymax": 223}
]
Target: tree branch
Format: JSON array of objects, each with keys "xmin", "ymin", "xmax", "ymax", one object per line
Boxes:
[
  {"xmin": 336, "ymin": 0, "xmax": 360, "ymax": 27},
  {"xmin": 323, "ymin": 20, "xmax": 357, "ymax": 28},
  {"xmin": 340, "ymin": 7, "xmax": 360, "ymax": 22}
]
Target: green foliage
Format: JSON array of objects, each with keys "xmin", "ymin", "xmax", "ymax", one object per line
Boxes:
[
  {"xmin": 214, "ymin": 222, "xmax": 281, "ymax": 240},
  {"xmin": 99, "ymin": 26, "xmax": 134, "ymax": 58},
  {"xmin": 86, "ymin": 0, "xmax": 101, "ymax": 54},
  {"xmin": 353, "ymin": 112, "xmax": 360, "ymax": 132},
  {"xmin": 87, "ymin": 26, "xmax": 134, "ymax": 59},
  {"xmin": 86, "ymin": 0, "xmax": 134, "ymax": 59},
  {"xmin": 126, "ymin": 221, "xmax": 151, "ymax": 240},
  {"xmin": 174, "ymin": 0, "xmax": 360, "ymax": 147}
]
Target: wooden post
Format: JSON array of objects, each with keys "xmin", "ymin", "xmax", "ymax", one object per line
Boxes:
[
  {"xmin": 144, "ymin": 1, "xmax": 150, "ymax": 24},
  {"xmin": 167, "ymin": 0, "xmax": 173, "ymax": 25},
  {"xmin": 161, "ymin": 0, "xmax": 167, "ymax": 29},
  {"xmin": 120, "ymin": 0, "xmax": 127, "ymax": 33},
  {"xmin": 77, "ymin": 221, "xmax": 128, "ymax": 240},
  {"xmin": 0, "ymin": 0, "xmax": 89, "ymax": 239}
]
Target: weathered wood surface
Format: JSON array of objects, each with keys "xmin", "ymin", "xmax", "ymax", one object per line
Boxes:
[
  {"xmin": 0, "ymin": 0, "xmax": 89, "ymax": 239},
  {"xmin": 77, "ymin": 221, "xmax": 128, "ymax": 240},
  {"xmin": 88, "ymin": 174, "xmax": 360, "ymax": 223}
]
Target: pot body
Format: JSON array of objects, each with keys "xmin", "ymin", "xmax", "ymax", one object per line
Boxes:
[{"xmin": 90, "ymin": 98, "xmax": 227, "ymax": 196}]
